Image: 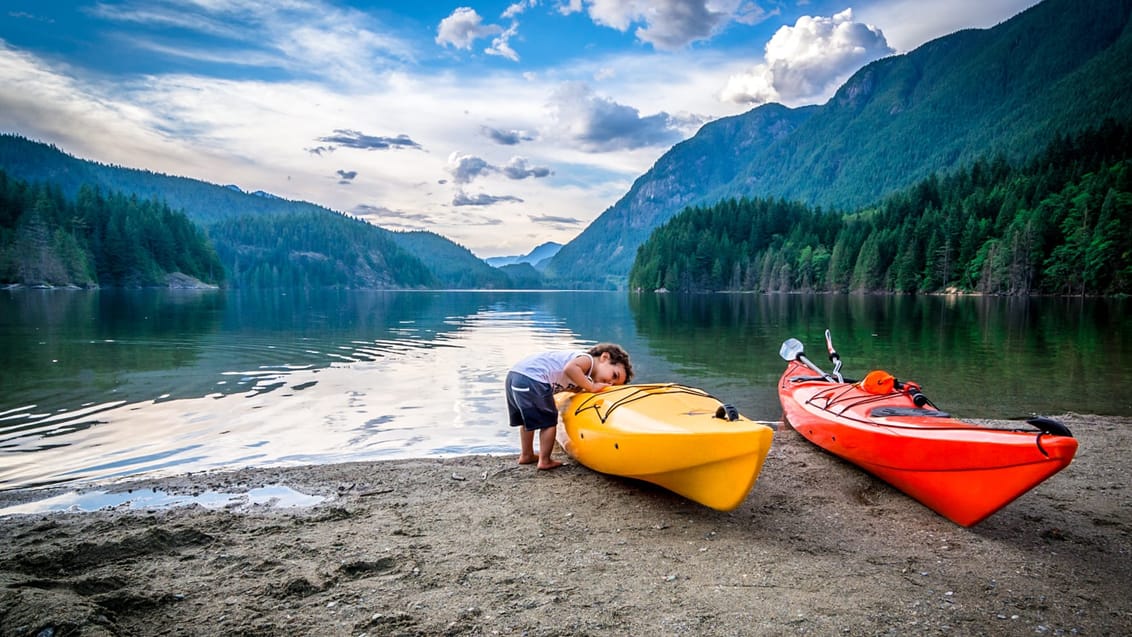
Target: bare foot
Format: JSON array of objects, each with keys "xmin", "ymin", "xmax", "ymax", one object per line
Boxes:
[
  {"xmin": 518, "ymin": 454, "xmax": 537, "ymax": 465},
  {"xmin": 537, "ymin": 459, "xmax": 564, "ymax": 470}
]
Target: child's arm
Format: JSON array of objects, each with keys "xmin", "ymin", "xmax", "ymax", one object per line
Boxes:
[{"xmin": 563, "ymin": 356, "xmax": 608, "ymax": 393}]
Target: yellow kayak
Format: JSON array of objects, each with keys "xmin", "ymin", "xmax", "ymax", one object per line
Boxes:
[{"xmin": 555, "ymin": 384, "xmax": 774, "ymax": 511}]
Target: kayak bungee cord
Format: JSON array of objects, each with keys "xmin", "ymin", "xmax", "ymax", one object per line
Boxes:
[
  {"xmin": 790, "ymin": 373, "xmax": 1071, "ymax": 446},
  {"xmin": 571, "ymin": 384, "xmax": 731, "ymax": 424}
]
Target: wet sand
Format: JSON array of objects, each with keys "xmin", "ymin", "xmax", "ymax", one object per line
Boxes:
[{"xmin": 1, "ymin": 413, "xmax": 1129, "ymax": 636}]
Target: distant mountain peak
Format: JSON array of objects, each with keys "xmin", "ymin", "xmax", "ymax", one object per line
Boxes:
[{"xmin": 485, "ymin": 241, "xmax": 562, "ymax": 269}]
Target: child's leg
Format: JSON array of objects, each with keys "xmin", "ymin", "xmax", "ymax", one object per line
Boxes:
[
  {"xmin": 518, "ymin": 427, "xmax": 536, "ymax": 464},
  {"xmin": 537, "ymin": 425, "xmax": 563, "ymax": 470}
]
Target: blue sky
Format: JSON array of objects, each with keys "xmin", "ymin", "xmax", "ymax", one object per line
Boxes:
[{"xmin": 0, "ymin": 0, "xmax": 1040, "ymax": 257}]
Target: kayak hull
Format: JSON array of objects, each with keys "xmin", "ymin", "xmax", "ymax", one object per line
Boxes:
[
  {"xmin": 556, "ymin": 384, "xmax": 774, "ymax": 511},
  {"xmin": 778, "ymin": 360, "xmax": 1078, "ymax": 526}
]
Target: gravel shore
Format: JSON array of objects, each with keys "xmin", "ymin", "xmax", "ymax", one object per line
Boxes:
[{"xmin": 1, "ymin": 413, "xmax": 1128, "ymax": 636}]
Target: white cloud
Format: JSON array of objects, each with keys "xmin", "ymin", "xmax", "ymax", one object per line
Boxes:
[
  {"xmin": 565, "ymin": 0, "xmax": 772, "ymax": 50},
  {"xmin": 92, "ymin": 0, "xmax": 416, "ymax": 87},
  {"xmin": 453, "ymin": 191, "xmax": 523, "ymax": 206},
  {"xmin": 486, "ymin": 21, "xmax": 521, "ymax": 61},
  {"xmin": 856, "ymin": 0, "xmax": 1040, "ymax": 53},
  {"xmin": 447, "ymin": 152, "xmax": 551, "ymax": 183},
  {"xmin": 436, "ymin": 7, "xmax": 503, "ymax": 50},
  {"xmin": 448, "ymin": 152, "xmax": 495, "ymax": 184},
  {"xmin": 437, "ymin": 6, "xmax": 524, "ymax": 62},
  {"xmin": 503, "ymin": 0, "xmax": 538, "ymax": 19},
  {"xmin": 502, "ymin": 157, "xmax": 552, "ymax": 180},
  {"xmin": 720, "ymin": 9, "xmax": 894, "ymax": 106},
  {"xmin": 481, "ymin": 126, "xmax": 535, "ymax": 145},
  {"xmin": 548, "ymin": 81, "xmax": 684, "ymax": 152}
]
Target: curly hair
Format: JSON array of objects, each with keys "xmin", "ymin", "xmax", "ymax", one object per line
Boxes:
[{"xmin": 588, "ymin": 343, "xmax": 634, "ymax": 383}]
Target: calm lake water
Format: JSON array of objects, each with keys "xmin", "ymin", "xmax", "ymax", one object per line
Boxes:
[{"xmin": 1, "ymin": 289, "xmax": 1128, "ymax": 491}]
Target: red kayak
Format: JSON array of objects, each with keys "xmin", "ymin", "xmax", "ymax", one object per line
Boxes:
[{"xmin": 777, "ymin": 334, "xmax": 1078, "ymax": 527}]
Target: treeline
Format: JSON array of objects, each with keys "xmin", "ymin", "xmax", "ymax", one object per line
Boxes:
[
  {"xmin": 208, "ymin": 211, "xmax": 435, "ymax": 289},
  {"xmin": 629, "ymin": 120, "xmax": 1132, "ymax": 296},
  {"xmin": 0, "ymin": 172, "xmax": 223, "ymax": 287}
]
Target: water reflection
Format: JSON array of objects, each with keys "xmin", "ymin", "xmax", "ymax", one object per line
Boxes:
[
  {"xmin": 627, "ymin": 293, "xmax": 1132, "ymax": 420},
  {"xmin": 0, "ymin": 290, "xmax": 629, "ymax": 490},
  {"xmin": 1, "ymin": 289, "xmax": 1127, "ymax": 492}
]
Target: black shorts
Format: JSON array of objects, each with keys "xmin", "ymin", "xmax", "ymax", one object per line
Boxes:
[{"xmin": 506, "ymin": 371, "xmax": 558, "ymax": 431}]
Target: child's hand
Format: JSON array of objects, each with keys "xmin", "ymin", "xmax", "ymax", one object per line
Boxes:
[{"xmin": 590, "ymin": 382, "xmax": 611, "ymax": 392}]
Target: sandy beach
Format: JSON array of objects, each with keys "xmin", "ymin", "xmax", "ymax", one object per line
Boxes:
[{"xmin": 1, "ymin": 413, "xmax": 1129, "ymax": 636}]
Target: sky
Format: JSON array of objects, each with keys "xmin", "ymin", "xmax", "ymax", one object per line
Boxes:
[{"xmin": 0, "ymin": 0, "xmax": 1041, "ymax": 258}]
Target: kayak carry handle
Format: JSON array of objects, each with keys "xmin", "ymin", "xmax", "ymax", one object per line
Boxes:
[
  {"xmin": 714, "ymin": 403, "xmax": 740, "ymax": 421},
  {"xmin": 893, "ymin": 379, "xmax": 931, "ymax": 408},
  {"xmin": 1028, "ymin": 417, "xmax": 1073, "ymax": 438},
  {"xmin": 1028, "ymin": 416, "xmax": 1072, "ymax": 458}
]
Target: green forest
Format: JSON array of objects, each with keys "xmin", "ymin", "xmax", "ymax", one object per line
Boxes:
[
  {"xmin": 629, "ymin": 120, "xmax": 1132, "ymax": 296},
  {"xmin": 208, "ymin": 211, "xmax": 435, "ymax": 289},
  {"xmin": 0, "ymin": 173, "xmax": 223, "ymax": 288}
]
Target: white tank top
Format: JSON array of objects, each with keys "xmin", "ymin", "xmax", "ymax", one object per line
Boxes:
[{"xmin": 511, "ymin": 350, "xmax": 593, "ymax": 392}]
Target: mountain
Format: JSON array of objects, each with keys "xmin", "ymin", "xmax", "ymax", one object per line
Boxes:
[
  {"xmin": 0, "ymin": 134, "xmax": 518, "ymax": 289},
  {"xmin": 545, "ymin": 0, "xmax": 1132, "ymax": 287},
  {"xmin": 0, "ymin": 135, "xmax": 329, "ymax": 226},
  {"xmin": 496, "ymin": 262, "xmax": 547, "ymax": 288},
  {"xmin": 484, "ymin": 242, "xmax": 562, "ymax": 268},
  {"xmin": 628, "ymin": 121, "xmax": 1132, "ymax": 295},
  {"xmin": 387, "ymin": 231, "xmax": 513, "ymax": 288}
]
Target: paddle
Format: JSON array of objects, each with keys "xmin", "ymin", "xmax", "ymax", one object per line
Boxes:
[
  {"xmin": 779, "ymin": 337, "xmax": 831, "ymax": 379},
  {"xmin": 823, "ymin": 329, "xmax": 844, "ymax": 382}
]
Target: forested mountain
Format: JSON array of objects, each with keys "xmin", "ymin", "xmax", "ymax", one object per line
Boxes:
[
  {"xmin": 0, "ymin": 135, "xmax": 328, "ymax": 226},
  {"xmin": 387, "ymin": 231, "xmax": 514, "ymax": 289},
  {"xmin": 209, "ymin": 211, "xmax": 435, "ymax": 289},
  {"xmin": 549, "ymin": 0, "xmax": 1132, "ymax": 287},
  {"xmin": 629, "ymin": 121, "xmax": 1132, "ymax": 296},
  {"xmin": 0, "ymin": 135, "xmax": 526, "ymax": 289},
  {"xmin": 0, "ymin": 171, "xmax": 223, "ymax": 287}
]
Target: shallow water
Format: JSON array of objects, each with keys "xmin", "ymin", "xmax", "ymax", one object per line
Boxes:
[
  {"xmin": 1, "ymin": 289, "xmax": 1128, "ymax": 491},
  {"xmin": 0, "ymin": 484, "xmax": 325, "ymax": 515}
]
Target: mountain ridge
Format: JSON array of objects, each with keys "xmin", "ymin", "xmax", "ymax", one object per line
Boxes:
[
  {"xmin": 0, "ymin": 133, "xmax": 513, "ymax": 289},
  {"xmin": 485, "ymin": 241, "xmax": 562, "ymax": 268},
  {"xmin": 545, "ymin": 0, "xmax": 1132, "ymax": 287}
]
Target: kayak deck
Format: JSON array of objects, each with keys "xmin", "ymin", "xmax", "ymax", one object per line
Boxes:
[
  {"xmin": 778, "ymin": 360, "xmax": 1078, "ymax": 526},
  {"xmin": 556, "ymin": 384, "xmax": 774, "ymax": 511}
]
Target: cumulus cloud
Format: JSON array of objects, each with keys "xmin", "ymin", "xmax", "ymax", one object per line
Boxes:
[
  {"xmin": 453, "ymin": 191, "xmax": 524, "ymax": 206},
  {"xmin": 448, "ymin": 152, "xmax": 551, "ymax": 183},
  {"xmin": 448, "ymin": 152, "xmax": 495, "ymax": 184},
  {"xmin": 481, "ymin": 126, "xmax": 535, "ymax": 145},
  {"xmin": 436, "ymin": 7, "xmax": 503, "ymax": 50},
  {"xmin": 317, "ymin": 129, "xmax": 422, "ymax": 150},
  {"xmin": 549, "ymin": 82, "xmax": 683, "ymax": 152},
  {"xmin": 562, "ymin": 0, "xmax": 773, "ymax": 50},
  {"xmin": 502, "ymin": 157, "xmax": 552, "ymax": 180},
  {"xmin": 436, "ymin": 6, "xmax": 520, "ymax": 61},
  {"xmin": 721, "ymin": 8, "xmax": 894, "ymax": 105}
]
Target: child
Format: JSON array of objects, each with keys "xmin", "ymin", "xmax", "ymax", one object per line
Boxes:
[{"xmin": 505, "ymin": 343, "xmax": 633, "ymax": 470}]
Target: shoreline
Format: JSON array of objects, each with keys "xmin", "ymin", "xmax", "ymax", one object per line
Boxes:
[{"xmin": 2, "ymin": 413, "xmax": 1129, "ymax": 636}]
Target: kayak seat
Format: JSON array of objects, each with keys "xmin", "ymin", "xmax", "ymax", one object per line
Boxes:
[{"xmin": 870, "ymin": 406, "xmax": 951, "ymax": 418}]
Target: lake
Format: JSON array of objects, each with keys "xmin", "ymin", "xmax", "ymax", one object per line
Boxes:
[{"xmin": 1, "ymin": 289, "xmax": 1128, "ymax": 491}]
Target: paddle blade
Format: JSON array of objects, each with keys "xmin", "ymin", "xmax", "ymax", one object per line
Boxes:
[{"xmin": 779, "ymin": 338, "xmax": 805, "ymax": 361}]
